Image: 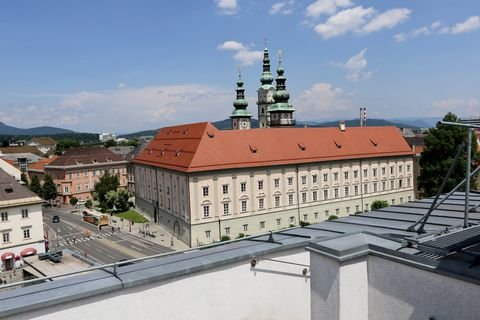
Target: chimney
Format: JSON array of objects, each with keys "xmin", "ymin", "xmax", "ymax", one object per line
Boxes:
[
  {"xmin": 339, "ymin": 121, "xmax": 346, "ymax": 132},
  {"xmin": 360, "ymin": 108, "xmax": 363, "ymax": 127},
  {"xmin": 363, "ymin": 107, "xmax": 367, "ymax": 127}
]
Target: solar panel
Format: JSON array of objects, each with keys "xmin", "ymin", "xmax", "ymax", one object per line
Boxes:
[{"xmin": 417, "ymin": 225, "xmax": 480, "ymax": 255}]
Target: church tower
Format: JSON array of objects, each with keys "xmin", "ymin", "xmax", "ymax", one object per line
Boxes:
[
  {"xmin": 257, "ymin": 41, "xmax": 276, "ymax": 128},
  {"xmin": 230, "ymin": 68, "xmax": 252, "ymax": 130},
  {"xmin": 268, "ymin": 50, "xmax": 295, "ymax": 127}
]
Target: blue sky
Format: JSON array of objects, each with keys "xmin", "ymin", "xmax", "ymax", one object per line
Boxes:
[{"xmin": 0, "ymin": 0, "xmax": 479, "ymax": 133}]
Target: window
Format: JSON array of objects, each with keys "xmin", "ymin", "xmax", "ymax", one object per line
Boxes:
[
  {"xmin": 302, "ymin": 192, "xmax": 307, "ymax": 203},
  {"xmin": 390, "ymin": 166, "xmax": 394, "ymax": 175},
  {"xmin": 84, "ymin": 171, "xmax": 88, "ymax": 177},
  {"xmin": 363, "ymin": 184, "xmax": 368, "ymax": 194},
  {"xmin": 346, "ymin": 206, "xmax": 350, "ymax": 214},
  {"xmin": 399, "ymin": 179, "xmax": 403, "ymax": 188},
  {"xmin": 222, "ymin": 184, "xmax": 229, "ymax": 194},
  {"xmin": 407, "ymin": 178, "xmax": 411, "ymax": 187},
  {"xmin": 301, "ymin": 176, "xmax": 307, "ymax": 185},
  {"xmin": 354, "ymin": 185, "xmax": 359, "ymax": 195},
  {"xmin": 85, "ymin": 184, "xmax": 89, "ymax": 191},
  {"xmin": 64, "ymin": 186, "xmax": 69, "ymax": 193},
  {"xmin": 382, "ymin": 181, "xmax": 386, "ymax": 191},
  {"xmin": 335, "ymin": 208, "xmax": 339, "ymax": 215},
  {"xmin": 312, "ymin": 174, "xmax": 318, "ymax": 184},
  {"xmin": 373, "ymin": 183, "xmax": 377, "ymax": 192},
  {"xmin": 167, "ymin": 186, "xmax": 170, "ymax": 195},
  {"xmin": 274, "ymin": 178, "xmax": 280, "ymax": 188},
  {"xmin": 1, "ymin": 212, "xmax": 8, "ymax": 221},
  {"xmin": 373, "ymin": 168, "xmax": 377, "ymax": 177},
  {"xmin": 289, "ymin": 216, "xmax": 295, "ymax": 224},
  {"xmin": 23, "ymin": 229, "xmax": 31, "ymax": 239},
  {"xmin": 225, "ymin": 227, "xmax": 231, "ymax": 235},
  {"xmin": 223, "ymin": 203, "xmax": 229, "ymax": 215},
  {"xmin": 240, "ymin": 182, "xmax": 247, "ymax": 192},
  {"xmin": 288, "ymin": 177, "xmax": 293, "ymax": 186},
  {"xmin": 333, "ymin": 172, "xmax": 339, "ymax": 181},
  {"xmin": 353, "ymin": 170, "xmax": 358, "ymax": 179},
  {"xmin": 382, "ymin": 167, "xmax": 386, "ymax": 175},
  {"xmin": 203, "ymin": 206, "xmax": 210, "ymax": 218},
  {"xmin": 363, "ymin": 169, "xmax": 368, "ymax": 178},
  {"xmin": 334, "ymin": 188, "xmax": 339, "ymax": 198},
  {"xmin": 260, "ymin": 221, "xmax": 266, "ymax": 229},
  {"xmin": 399, "ymin": 165, "xmax": 403, "ymax": 173},
  {"xmin": 288, "ymin": 194, "xmax": 294, "ymax": 205},
  {"xmin": 344, "ymin": 171, "xmax": 349, "ymax": 180},
  {"xmin": 325, "ymin": 210, "xmax": 329, "ymax": 217},
  {"xmin": 68, "ymin": 173, "xmax": 72, "ymax": 179},
  {"xmin": 241, "ymin": 200, "xmax": 247, "ymax": 212},
  {"xmin": 202, "ymin": 186, "xmax": 209, "ymax": 197},
  {"xmin": 243, "ymin": 224, "xmax": 248, "ymax": 231},
  {"xmin": 77, "ymin": 185, "xmax": 81, "ymax": 191},
  {"xmin": 275, "ymin": 196, "xmax": 280, "ymax": 207},
  {"xmin": 400, "ymin": 197, "xmax": 403, "ymax": 203},
  {"xmin": 21, "ymin": 209, "xmax": 28, "ymax": 218},
  {"xmin": 408, "ymin": 196, "xmax": 411, "ymax": 201},
  {"xmin": 365, "ymin": 204, "xmax": 369, "ymax": 211},
  {"xmin": 276, "ymin": 218, "xmax": 281, "ymax": 226},
  {"xmin": 314, "ymin": 212, "xmax": 319, "ymax": 219},
  {"xmin": 259, "ymin": 198, "xmax": 264, "ymax": 209},
  {"xmin": 303, "ymin": 214, "xmax": 308, "ymax": 222},
  {"xmin": 258, "ymin": 180, "xmax": 264, "ymax": 190},
  {"xmin": 391, "ymin": 199, "xmax": 395, "ymax": 205},
  {"xmin": 356, "ymin": 205, "xmax": 360, "ymax": 212},
  {"xmin": 205, "ymin": 230, "xmax": 211, "ymax": 238},
  {"xmin": 323, "ymin": 173, "xmax": 328, "ymax": 182},
  {"xmin": 2, "ymin": 233, "xmax": 9, "ymax": 243},
  {"xmin": 391, "ymin": 180, "xmax": 395, "ymax": 189},
  {"xmin": 312, "ymin": 191, "xmax": 318, "ymax": 201},
  {"xmin": 407, "ymin": 165, "xmax": 411, "ymax": 172},
  {"xmin": 344, "ymin": 186, "xmax": 349, "ymax": 197},
  {"xmin": 323, "ymin": 190, "xmax": 328, "ymax": 200}
]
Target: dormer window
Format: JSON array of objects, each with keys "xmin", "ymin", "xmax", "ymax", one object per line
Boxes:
[{"xmin": 5, "ymin": 185, "xmax": 13, "ymax": 193}]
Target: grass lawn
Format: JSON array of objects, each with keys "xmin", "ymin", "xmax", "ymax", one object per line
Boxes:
[{"xmin": 114, "ymin": 210, "xmax": 149, "ymax": 223}]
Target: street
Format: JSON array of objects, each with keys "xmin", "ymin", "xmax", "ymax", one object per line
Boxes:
[{"xmin": 42, "ymin": 206, "xmax": 173, "ymax": 264}]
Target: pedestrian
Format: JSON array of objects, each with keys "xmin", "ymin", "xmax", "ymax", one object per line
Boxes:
[
  {"xmin": 73, "ymin": 235, "xmax": 76, "ymax": 244},
  {"xmin": 2, "ymin": 276, "xmax": 6, "ymax": 285},
  {"xmin": 111, "ymin": 226, "xmax": 114, "ymax": 233},
  {"xmin": 9, "ymin": 273, "xmax": 12, "ymax": 282}
]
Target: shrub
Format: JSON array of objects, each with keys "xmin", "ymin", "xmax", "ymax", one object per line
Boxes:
[
  {"xmin": 327, "ymin": 215, "xmax": 338, "ymax": 221},
  {"xmin": 221, "ymin": 235, "xmax": 231, "ymax": 242},
  {"xmin": 85, "ymin": 199, "xmax": 93, "ymax": 209},
  {"xmin": 371, "ymin": 200, "xmax": 389, "ymax": 210},
  {"xmin": 237, "ymin": 233, "xmax": 245, "ymax": 239},
  {"xmin": 300, "ymin": 221, "xmax": 310, "ymax": 227},
  {"xmin": 69, "ymin": 197, "xmax": 78, "ymax": 206}
]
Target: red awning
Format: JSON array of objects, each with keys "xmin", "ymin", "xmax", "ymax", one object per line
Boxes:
[
  {"xmin": 20, "ymin": 247, "xmax": 37, "ymax": 257},
  {"xmin": 1, "ymin": 251, "xmax": 15, "ymax": 260}
]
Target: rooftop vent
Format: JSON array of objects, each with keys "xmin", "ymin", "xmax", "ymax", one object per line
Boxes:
[
  {"xmin": 175, "ymin": 148, "xmax": 183, "ymax": 157},
  {"xmin": 207, "ymin": 132, "xmax": 215, "ymax": 138},
  {"xmin": 333, "ymin": 140, "xmax": 342, "ymax": 149},
  {"xmin": 183, "ymin": 128, "xmax": 189, "ymax": 134},
  {"xmin": 370, "ymin": 138, "xmax": 378, "ymax": 147},
  {"xmin": 339, "ymin": 121, "xmax": 346, "ymax": 132},
  {"xmin": 249, "ymin": 145, "xmax": 258, "ymax": 154},
  {"xmin": 298, "ymin": 142, "xmax": 306, "ymax": 151}
]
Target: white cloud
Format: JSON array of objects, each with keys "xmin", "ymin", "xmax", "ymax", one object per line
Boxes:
[
  {"xmin": 314, "ymin": 6, "xmax": 375, "ymax": 39},
  {"xmin": 432, "ymin": 98, "xmax": 480, "ymax": 116},
  {"xmin": 361, "ymin": 8, "xmax": 411, "ymax": 34},
  {"xmin": 214, "ymin": 0, "xmax": 238, "ymax": 15},
  {"xmin": 217, "ymin": 40, "xmax": 262, "ymax": 66},
  {"xmin": 441, "ymin": 16, "xmax": 480, "ymax": 34},
  {"xmin": 0, "ymin": 85, "xmax": 234, "ymax": 133},
  {"xmin": 394, "ymin": 20, "xmax": 441, "ymax": 42},
  {"xmin": 270, "ymin": 0, "xmax": 295, "ymax": 15},
  {"xmin": 305, "ymin": 0, "xmax": 352, "ymax": 18},
  {"xmin": 295, "ymin": 82, "xmax": 353, "ymax": 119},
  {"xmin": 217, "ymin": 40, "xmax": 246, "ymax": 51},
  {"xmin": 335, "ymin": 48, "xmax": 373, "ymax": 81}
]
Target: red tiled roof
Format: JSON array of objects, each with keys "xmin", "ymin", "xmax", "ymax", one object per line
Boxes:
[
  {"xmin": 28, "ymin": 156, "xmax": 59, "ymax": 172},
  {"xmin": 46, "ymin": 147, "xmax": 126, "ymax": 167},
  {"xmin": 0, "ymin": 146, "xmax": 45, "ymax": 157},
  {"xmin": 28, "ymin": 137, "xmax": 57, "ymax": 145},
  {"xmin": 133, "ymin": 122, "xmax": 414, "ymax": 173}
]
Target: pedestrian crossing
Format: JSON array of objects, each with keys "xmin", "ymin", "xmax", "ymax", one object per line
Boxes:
[{"xmin": 54, "ymin": 231, "xmax": 118, "ymax": 247}]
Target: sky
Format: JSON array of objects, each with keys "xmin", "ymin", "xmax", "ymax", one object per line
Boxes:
[{"xmin": 0, "ymin": 0, "xmax": 479, "ymax": 133}]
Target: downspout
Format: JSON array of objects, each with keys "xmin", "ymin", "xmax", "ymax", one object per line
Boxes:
[
  {"xmin": 360, "ymin": 159, "xmax": 364, "ymax": 212},
  {"xmin": 296, "ymin": 165, "xmax": 301, "ymax": 225}
]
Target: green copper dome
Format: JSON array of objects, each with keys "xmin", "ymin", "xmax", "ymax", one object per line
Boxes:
[
  {"xmin": 231, "ymin": 71, "xmax": 252, "ymax": 118},
  {"xmin": 260, "ymin": 46, "xmax": 274, "ymax": 86},
  {"xmin": 269, "ymin": 51, "xmax": 295, "ymax": 114}
]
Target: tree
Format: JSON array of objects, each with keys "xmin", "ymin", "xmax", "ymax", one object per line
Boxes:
[
  {"xmin": 69, "ymin": 196, "xmax": 78, "ymax": 206},
  {"xmin": 55, "ymin": 139, "xmax": 79, "ymax": 155},
  {"xmin": 85, "ymin": 199, "xmax": 93, "ymax": 209},
  {"xmin": 42, "ymin": 174, "xmax": 58, "ymax": 203},
  {"xmin": 371, "ymin": 200, "xmax": 389, "ymax": 210},
  {"xmin": 29, "ymin": 175, "xmax": 42, "ymax": 196},
  {"xmin": 20, "ymin": 173, "xmax": 29, "ymax": 187},
  {"xmin": 419, "ymin": 112, "xmax": 478, "ymax": 197},
  {"xmin": 104, "ymin": 139, "xmax": 117, "ymax": 147},
  {"xmin": 115, "ymin": 188, "xmax": 130, "ymax": 212},
  {"xmin": 94, "ymin": 171, "xmax": 120, "ymax": 212}
]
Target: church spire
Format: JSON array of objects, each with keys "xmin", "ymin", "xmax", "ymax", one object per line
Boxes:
[
  {"xmin": 231, "ymin": 66, "xmax": 252, "ymax": 130},
  {"xmin": 260, "ymin": 38, "xmax": 274, "ymax": 86},
  {"xmin": 268, "ymin": 50, "xmax": 295, "ymax": 127}
]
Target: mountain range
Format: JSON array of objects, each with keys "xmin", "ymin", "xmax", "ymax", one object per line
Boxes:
[{"xmin": 0, "ymin": 122, "xmax": 75, "ymax": 135}]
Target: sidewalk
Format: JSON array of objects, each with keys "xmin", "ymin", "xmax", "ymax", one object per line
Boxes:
[{"xmin": 65, "ymin": 205, "xmax": 189, "ymax": 251}]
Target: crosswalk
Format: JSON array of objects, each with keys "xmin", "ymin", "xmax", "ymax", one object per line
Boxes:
[{"xmin": 54, "ymin": 231, "xmax": 118, "ymax": 247}]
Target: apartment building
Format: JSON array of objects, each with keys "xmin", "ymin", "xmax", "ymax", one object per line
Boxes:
[
  {"xmin": 0, "ymin": 169, "xmax": 44, "ymax": 271},
  {"xmin": 133, "ymin": 122, "xmax": 415, "ymax": 247},
  {"xmin": 44, "ymin": 147, "xmax": 128, "ymax": 204}
]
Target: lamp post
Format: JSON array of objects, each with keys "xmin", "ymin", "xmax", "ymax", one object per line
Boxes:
[{"xmin": 218, "ymin": 215, "xmax": 222, "ymax": 242}]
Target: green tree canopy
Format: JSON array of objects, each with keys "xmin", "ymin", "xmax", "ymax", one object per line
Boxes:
[
  {"xmin": 20, "ymin": 173, "xmax": 29, "ymax": 187},
  {"xmin": 55, "ymin": 139, "xmax": 80, "ymax": 155},
  {"xmin": 69, "ymin": 196, "xmax": 78, "ymax": 206},
  {"xmin": 94, "ymin": 171, "xmax": 120, "ymax": 212},
  {"xmin": 371, "ymin": 200, "xmax": 389, "ymax": 210},
  {"xmin": 29, "ymin": 175, "xmax": 42, "ymax": 196},
  {"xmin": 418, "ymin": 112, "xmax": 478, "ymax": 197},
  {"xmin": 104, "ymin": 139, "xmax": 117, "ymax": 147},
  {"xmin": 85, "ymin": 199, "xmax": 93, "ymax": 209},
  {"xmin": 42, "ymin": 174, "xmax": 57, "ymax": 202}
]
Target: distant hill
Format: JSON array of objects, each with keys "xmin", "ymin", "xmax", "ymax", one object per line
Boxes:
[
  {"xmin": 0, "ymin": 122, "xmax": 75, "ymax": 135},
  {"xmin": 119, "ymin": 129, "xmax": 159, "ymax": 139}
]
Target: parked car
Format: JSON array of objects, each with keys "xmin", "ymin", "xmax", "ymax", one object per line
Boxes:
[
  {"xmin": 77, "ymin": 200, "xmax": 86, "ymax": 206},
  {"xmin": 52, "ymin": 215, "xmax": 60, "ymax": 223}
]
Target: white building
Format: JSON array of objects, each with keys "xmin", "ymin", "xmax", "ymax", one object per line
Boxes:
[
  {"xmin": 133, "ymin": 121, "xmax": 415, "ymax": 247},
  {"xmin": 99, "ymin": 133, "xmax": 116, "ymax": 142},
  {"xmin": 0, "ymin": 169, "xmax": 45, "ymax": 271}
]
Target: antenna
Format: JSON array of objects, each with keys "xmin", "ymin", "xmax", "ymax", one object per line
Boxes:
[{"xmin": 278, "ymin": 49, "xmax": 282, "ymax": 63}]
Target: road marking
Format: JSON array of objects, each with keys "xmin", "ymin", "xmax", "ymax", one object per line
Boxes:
[
  {"xmin": 130, "ymin": 245, "xmax": 143, "ymax": 251},
  {"xmin": 112, "ymin": 239, "xmax": 127, "ymax": 243},
  {"xmin": 84, "ymin": 242, "xmax": 91, "ymax": 247},
  {"xmin": 95, "ymin": 248, "xmax": 103, "ymax": 253},
  {"xmin": 107, "ymin": 254, "xmax": 116, "ymax": 260}
]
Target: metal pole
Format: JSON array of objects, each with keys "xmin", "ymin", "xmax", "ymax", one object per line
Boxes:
[
  {"xmin": 433, "ymin": 165, "xmax": 480, "ymax": 210},
  {"xmin": 465, "ymin": 128, "xmax": 472, "ymax": 228}
]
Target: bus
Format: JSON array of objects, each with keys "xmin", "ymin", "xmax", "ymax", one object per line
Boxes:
[{"xmin": 82, "ymin": 210, "xmax": 109, "ymax": 228}]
